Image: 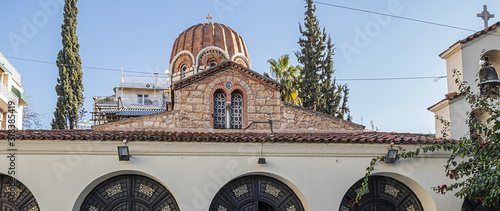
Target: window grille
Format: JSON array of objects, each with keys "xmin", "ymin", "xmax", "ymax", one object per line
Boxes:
[
  {"xmin": 213, "ymin": 92, "xmax": 226, "ymax": 129},
  {"xmin": 230, "ymin": 93, "xmax": 243, "ymax": 129}
]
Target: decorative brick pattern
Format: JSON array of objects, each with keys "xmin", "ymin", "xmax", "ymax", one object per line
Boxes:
[
  {"xmin": 172, "ymin": 53, "xmax": 194, "ymax": 73},
  {"xmin": 170, "ymin": 23, "xmax": 249, "ymax": 66},
  {"xmin": 198, "ymin": 48, "xmax": 228, "ymax": 69}
]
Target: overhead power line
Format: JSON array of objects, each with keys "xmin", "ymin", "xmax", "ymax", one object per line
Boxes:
[
  {"xmin": 5, "ymin": 55, "xmax": 446, "ymax": 82},
  {"xmin": 313, "ymin": 1, "xmax": 478, "ymax": 32},
  {"xmin": 336, "ymin": 76, "xmax": 446, "ymax": 81},
  {"xmin": 4, "ymin": 56, "xmax": 155, "ymax": 75}
]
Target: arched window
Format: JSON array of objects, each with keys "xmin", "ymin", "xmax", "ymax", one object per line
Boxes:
[
  {"xmin": 180, "ymin": 64, "xmax": 187, "ymax": 79},
  {"xmin": 230, "ymin": 92, "xmax": 243, "ymax": 129},
  {"xmin": 213, "ymin": 92, "xmax": 226, "ymax": 129}
]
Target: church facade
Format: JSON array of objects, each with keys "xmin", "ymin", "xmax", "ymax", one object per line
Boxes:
[{"xmin": 0, "ymin": 20, "xmax": 488, "ymax": 211}]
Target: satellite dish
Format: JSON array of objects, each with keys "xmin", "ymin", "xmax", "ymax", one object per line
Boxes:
[{"xmin": 164, "ymin": 69, "xmax": 169, "ymax": 76}]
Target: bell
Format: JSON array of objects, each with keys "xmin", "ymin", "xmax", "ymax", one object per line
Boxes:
[{"xmin": 479, "ymin": 56, "xmax": 500, "ymax": 95}]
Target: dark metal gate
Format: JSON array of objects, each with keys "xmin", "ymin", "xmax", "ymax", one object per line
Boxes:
[
  {"xmin": 209, "ymin": 175, "xmax": 305, "ymax": 211},
  {"xmin": 339, "ymin": 176, "xmax": 423, "ymax": 211},
  {"xmin": 79, "ymin": 174, "xmax": 179, "ymax": 211},
  {"xmin": 0, "ymin": 174, "xmax": 39, "ymax": 211}
]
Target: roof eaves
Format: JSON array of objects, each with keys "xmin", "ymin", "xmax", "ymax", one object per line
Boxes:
[
  {"xmin": 173, "ymin": 60, "xmax": 281, "ymax": 90},
  {"xmin": 2, "ymin": 130, "xmax": 447, "ymax": 144},
  {"xmin": 440, "ymin": 22, "xmax": 500, "ymax": 58}
]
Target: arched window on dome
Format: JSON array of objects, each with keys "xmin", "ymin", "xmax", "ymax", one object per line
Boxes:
[
  {"xmin": 180, "ymin": 64, "xmax": 187, "ymax": 79},
  {"xmin": 230, "ymin": 92, "xmax": 243, "ymax": 129},
  {"xmin": 213, "ymin": 92, "xmax": 226, "ymax": 129},
  {"xmin": 209, "ymin": 60, "xmax": 217, "ymax": 68}
]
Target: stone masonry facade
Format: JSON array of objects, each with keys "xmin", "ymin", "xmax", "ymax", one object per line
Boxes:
[{"xmin": 95, "ymin": 61, "xmax": 364, "ymax": 131}]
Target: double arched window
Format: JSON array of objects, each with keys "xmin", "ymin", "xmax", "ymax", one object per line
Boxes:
[{"xmin": 213, "ymin": 91, "xmax": 244, "ymax": 129}]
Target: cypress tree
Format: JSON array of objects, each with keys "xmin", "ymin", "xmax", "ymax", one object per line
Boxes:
[
  {"xmin": 296, "ymin": 0, "xmax": 350, "ymax": 119},
  {"xmin": 51, "ymin": 0, "xmax": 84, "ymax": 129},
  {"xmin": 296, "ymin": 0, "xmax": 324, "ymax": 111}
]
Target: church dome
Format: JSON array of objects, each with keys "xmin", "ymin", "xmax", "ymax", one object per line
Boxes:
[{"xmin": 169, "ymin": 22, "xmax": 251, "ymax": 82}]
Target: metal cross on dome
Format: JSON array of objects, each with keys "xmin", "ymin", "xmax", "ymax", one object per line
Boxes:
[
  {"xmin": 206, "ymin": 13, "xmax": 213, "ymax": 24},
  {"xmin": 477, "ymin": 5, "xmax": 494, "ymax": 29}
]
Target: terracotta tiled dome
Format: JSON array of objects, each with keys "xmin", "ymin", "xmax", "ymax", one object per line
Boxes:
[{"xmin": 169, "ymin": 22, "xmax": 250, "ymax": 66}]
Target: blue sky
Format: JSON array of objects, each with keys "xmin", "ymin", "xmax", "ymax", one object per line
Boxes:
[{"xmin": 1, "ymin": 0, "xmax": 498, "ymax": 133}]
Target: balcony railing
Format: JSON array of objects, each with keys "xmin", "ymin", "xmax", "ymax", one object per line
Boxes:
[
  {"xmin": 0, "ymin": 52, "xmax": 22, "ymax": 85},
  {"xmin": 120, "ymin": 76, "xmax": 169, "ymax": 89},
  {"xmin": 0, "ymin": 83, "xmax": 18, "ymax": 102},
  {"xmin": 94, "ymin": 96, "xmax": 170, "ymax": 108},
  {"xmin": 94, "ymin": 96, "xmax": 120, "ymax": 105}
]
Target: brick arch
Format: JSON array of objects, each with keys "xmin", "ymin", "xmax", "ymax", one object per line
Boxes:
[
  {"xmin": 231, "ymin": 53, "xmax": 251, "ymax": 68},
  {"xmin": 170, "ymin": 51, "xmax": 195, "ymax": 82},
  {"xmin": 203, "ymin": 72, "xmax": 253, "ymax": 105},
  {"xmin": 196, "ymin": 46, "xmax": 229, "ymax": 72},
  {"xmin": 170, "ymin": 51, "xmax": 194, "ymax": 74},
  {"xmin": 206, "ymin": 77, "xmax": 251, "ymax": 129}
]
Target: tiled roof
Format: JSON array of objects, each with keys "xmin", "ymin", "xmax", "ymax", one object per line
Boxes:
[
  {"xmin": 440, "ymin": 22, "xmax": 500, "ymax": 57},
  {"xmin": 459, "ymin": 22, "xmax": 499, "ymax": 44},
  {"xmin": 173, "ymin": 60, "xmax": 281, "ymax": 90},
  {"xmin": 427, "ymin": 92, "xmax": 464, "ymax": 111},
  {"xmin": 0, "ymin": 130, "xmax": 445, "ymax": 144}
]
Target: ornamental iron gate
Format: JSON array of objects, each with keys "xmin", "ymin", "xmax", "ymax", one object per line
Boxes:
[
  {"xmin": 79, "ymin": 174, "xmax": 179, "ymax": 211},
  {"xmin": 209, "ymin": 175, "xmax": 305, "ymax": 211},
  {"xmin": 339, "ymin": 176, "xmax": 423, "ymax": 211},
  {"xmin": 0, "ymin": 174, "xmax": 39, "ymax": 211}
]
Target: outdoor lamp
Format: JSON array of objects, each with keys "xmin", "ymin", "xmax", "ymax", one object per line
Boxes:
[
  {"xmin": 385, "ymin": 149, "xmax": 398, "ymax": 163},
  {"xmin": 118, "ymin": 146, "xmax": 131, "ymax": 161},
  {"xmin": 258, "ymin": 158, "xmax": 266, "ymax": 165}
]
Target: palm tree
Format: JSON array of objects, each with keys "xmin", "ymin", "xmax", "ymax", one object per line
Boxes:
[{"xmin": 264, "ymin": 55, "xmax": 301, "ymax": 105}]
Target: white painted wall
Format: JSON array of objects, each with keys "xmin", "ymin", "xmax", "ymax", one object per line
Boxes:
[
  {"xmin": 434, "ymin": 28, "xmax": 500, "ymax": 139},
  {"xmin": 443, "ymin": 45, "xmax": 463, "ymax": 94},
  {"xmin": 0, "ymin": 140, "xmax": 464, "ymax": 211}
]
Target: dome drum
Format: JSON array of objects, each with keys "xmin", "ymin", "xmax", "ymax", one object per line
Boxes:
[{"xmin": 170, "ymin": 22, "xmax": 251, "ymax": 83}]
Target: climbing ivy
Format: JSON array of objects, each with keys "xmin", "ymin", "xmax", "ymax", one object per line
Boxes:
[{"xmin": 351, "ymin": 69, "xmax": 500, "ymax": 207}]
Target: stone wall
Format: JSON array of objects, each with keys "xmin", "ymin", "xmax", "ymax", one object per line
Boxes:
[
  {"xmin": 96, "ymin": 65, "xmax": 363, "ymax": 131},
  {"xmin": 94, "ymin": 110, "xmax": 177, "ymax": 131},
  {"xmin": 279, "ymin": 102, "xmax": 364, "ymax": 131},
  {"xmin": 174, "ymin": 67, "xmax": 282, "ymax": 129}
]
